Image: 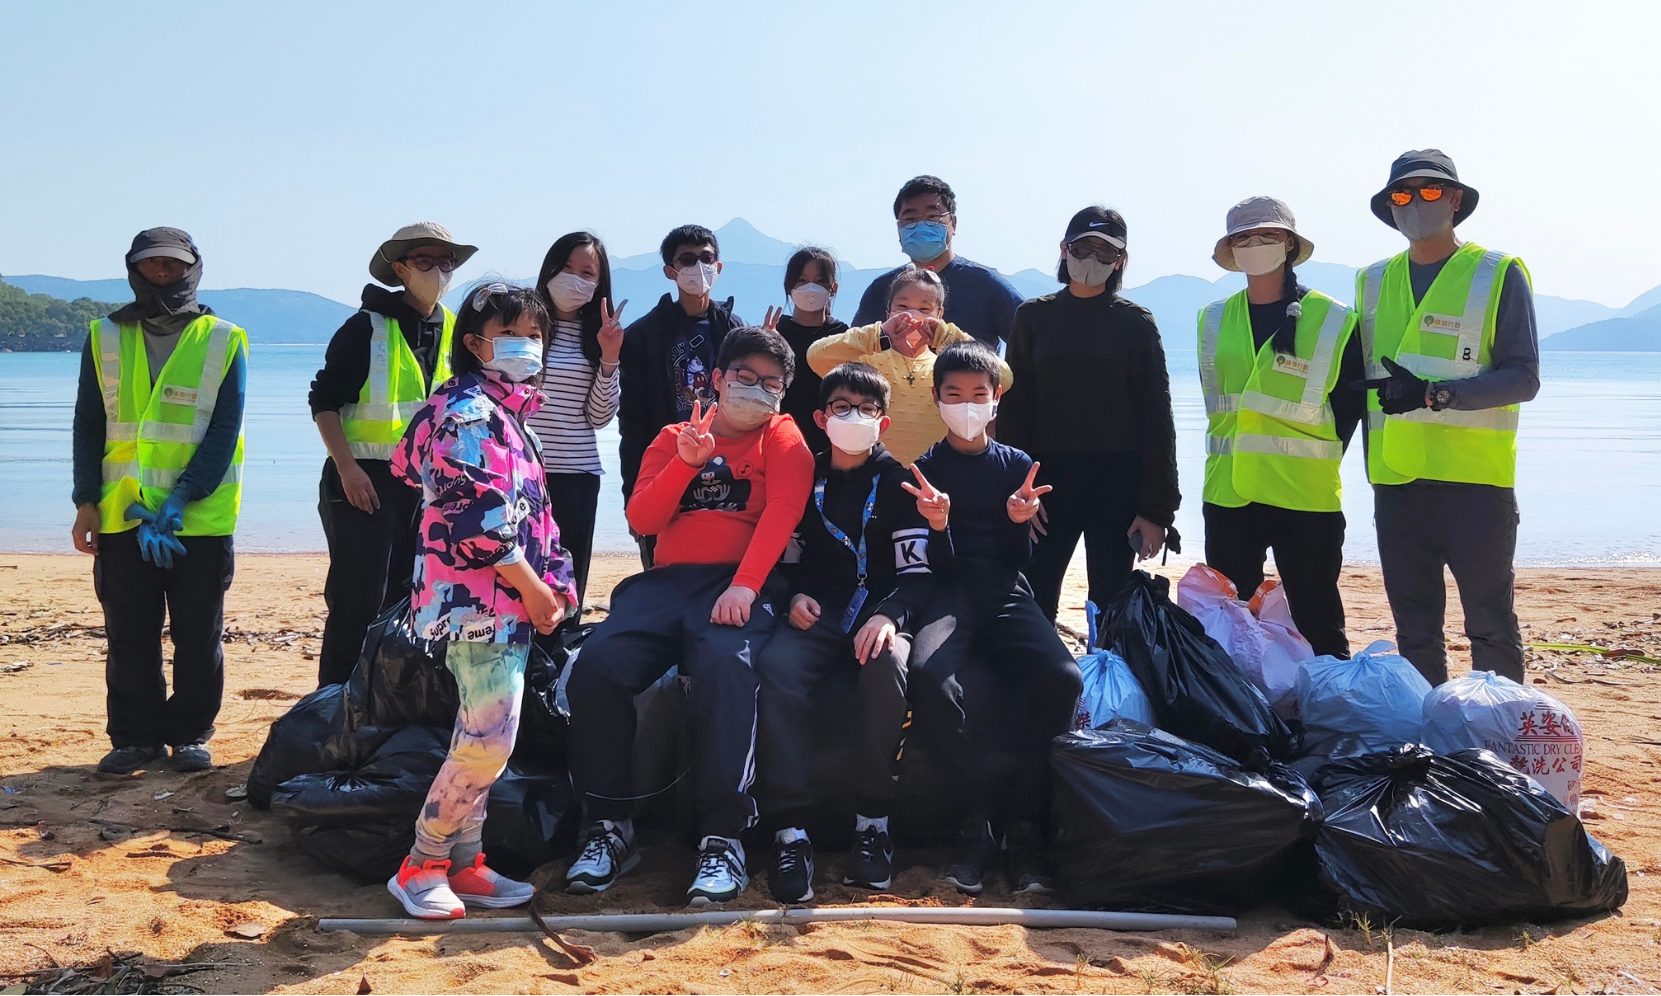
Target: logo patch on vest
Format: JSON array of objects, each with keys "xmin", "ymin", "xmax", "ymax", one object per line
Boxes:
[
  {"xmin": 1421, "ymin": 312, "xmax": 1464, "ymax": 335},
  {"xmin": 161, "ymin": 386, "xmax": 198, "ymax": 406},
  {"xmin": 1271, "ymin": 354, "xmax": 1311, "ymax": 377}
]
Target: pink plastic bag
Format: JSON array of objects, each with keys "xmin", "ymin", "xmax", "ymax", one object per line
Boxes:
[{"xmin": 1176, "ymin": 565, "xmax": 1313, "ymax": 716}]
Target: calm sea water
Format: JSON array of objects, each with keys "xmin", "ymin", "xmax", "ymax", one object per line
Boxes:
[{"xmin": 4, "ymin": 345, "xmax": 1658, "ymax": 565}]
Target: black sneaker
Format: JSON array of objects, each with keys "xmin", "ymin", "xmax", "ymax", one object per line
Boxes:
[
  {"xmin": 844, "ymin": 824, "xmax": 893, "ymax": 890},
  {"xmin": 941, "ymin": 816, "xmax": 999, "ymax": 895},
  {"xmin": 97, "ymin": 745, "xmax": 165, "ymax": 775},
  {"xmin": 1004, "ymin": 820, "xmax": 1055, "ymax": 896},
  {"xmin": 170, "ymin": 742, "xmax": 213, "ymax": 772},
  {"xmin": 768, "ymin": 831, "xmax": 814, "ymax": 904}
]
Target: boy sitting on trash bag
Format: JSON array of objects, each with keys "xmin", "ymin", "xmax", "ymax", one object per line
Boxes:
[
  {"xmin": 563, "ymin": 325, "xmax": 814, "ymax": 906},
  {"xmin": 904, "ymin": 341, "xmax": 1084, "ymax": 896},
  {"xmin": 754, "ymin": 362, "xmax": 944, "ymax": 904}
]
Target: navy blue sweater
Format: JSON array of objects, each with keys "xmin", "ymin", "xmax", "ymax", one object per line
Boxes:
[
  {"xmin": 912, "ymin": 438, "xmax": 1034, "ymax": 578},
  {"xmin": 852, "ymin": 256, "xmax": 1024, "ymax": 347}
]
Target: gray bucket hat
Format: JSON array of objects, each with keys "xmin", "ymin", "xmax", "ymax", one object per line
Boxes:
[
  {"xmin": 1213, "ymin": 196, "xmax": 1315, "ymax": 271},
  {"xmin": 370, "ymin": 222, "xmax": 478, "ymax": 287}
]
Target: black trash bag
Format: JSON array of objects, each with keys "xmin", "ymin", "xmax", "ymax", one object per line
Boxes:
[
  {"xmin": 347, "ymin": 599, "xmax": 458, "ymax": 729},
  {"xmin": 513, "ymin": 624, "xmax": 594, "ymax": 770},
  {"xmin": 1306, "ymin": 745, "xmax": 1628, "ymax": 930},
  {"xmin": 246, "ymin": 683, "xmax": 392, "ymax": 810},
  {"xmin": 1099, "ymin": 571, "xmax": 1297, "ymax": 762},
  {"xmin": 269, "ymin": 725, "xmax": 448, "ymax": 828},
  {"xmin": 291, "ymin": 820, "xmax": 413, "ymax": 881},
  {"xmin": 1051, "ymin": 721, "xmax": 1320, "ymax": 915},
  {"xmin": 480, "ymin": 764, "xmax": 581, "ymax": 878}
]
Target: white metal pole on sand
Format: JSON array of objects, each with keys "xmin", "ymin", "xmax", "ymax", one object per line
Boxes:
[{"xmin": 318, "ymin": 906, "xmax": 1237, "ymax": 936}]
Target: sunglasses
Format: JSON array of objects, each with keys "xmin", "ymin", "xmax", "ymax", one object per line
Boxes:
[
  {"xmin": 402, "ymin": 254, "xmax": 459, "ymax": 273},
  {"xmin": 727, "ymin": 365, "xmax": 785, "ymax": 396},
  {"xmin": 1227, "ymin": 232, "xmax": 1290, "ymax": 249},
  {"xmin": 470, "ymin": 282, "xmax": 512, "ymax": 311},
  {"xmin": 827, "ymin": 399, "xmax": 885, "ymax": 419},
  {"xmin": 1067, "ymin": 240, "xmax": 1123, "ymax": 264},
  {"xmin": 674, "ymin": 251, "xmax": 718, "ymax": 267},
  {"xmin": 1388, "ymin": 184, "xmax": 1447, "ymax": 206}
]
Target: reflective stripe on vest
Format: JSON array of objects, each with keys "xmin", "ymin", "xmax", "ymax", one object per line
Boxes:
[
  {"xmin": 340, "ymin": 308, "xmax": 455, "ymax": 461},
  {"xmin": 91, "ymin": 316, "xmax": 245, "ymax": 536},
  {"xmin": 1358, "ymin": 244, "xmax": 1523, "ymax": 487},
  {"xmin": 1197, "ymin": 289, "xmax": 1354, "ymax": 512}
]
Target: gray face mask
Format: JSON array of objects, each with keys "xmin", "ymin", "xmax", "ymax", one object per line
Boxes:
[
  {"xmin": 1392, "ymin": 197, "xmax": 1457, "ymax": 242},
  {"xmin": 720, "ymin": 381, "xmax": 779, "ymax": 430},
  {"xmin": 1065, "ymin": 253, "xmax": 1118, "ymax": 287}
]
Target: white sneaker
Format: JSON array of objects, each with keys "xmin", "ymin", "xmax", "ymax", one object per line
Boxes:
[
  {"xmin": 565, "ymin": 820, "xmax": 638, "ymax": 894},
  {"xmin": 687, "ymin": 836, "xmax": 749, "ymax": 907},
  {"xmin": 387, "ymin": 856, "xmax": 464, "ymax": 920}
]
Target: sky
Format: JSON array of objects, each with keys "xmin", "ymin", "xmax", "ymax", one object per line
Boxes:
[{"xmin": 2, "ymin": 1, "xmax": 1657, "ymax": 308}]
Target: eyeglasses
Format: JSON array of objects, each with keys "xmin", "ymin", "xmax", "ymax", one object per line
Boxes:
[
  {"xmin": 827, "ymin": 399, "xmax": 885, "ymax": 419},
  {"xmin": 900, "ymin": 212, "xmax": 952, "ymax": 226},
  {"xmin": 1227, "ymin": 232, "xmax": 1289, "ymax": 249},
  {"xmin": 402, "ymin": 254, "xmax": 459, "ymax": 273},
  {"xmin": 674, "ymin": 251, "xmax": 718, "ymax": 267},
  {"xmin": 470, "ymin": 282, "xmax": 511, "ymax": 311},
  {"xmin": 727, "ymin": 366, "xmax": 785, "ymax": 396},
  {"xmin": 1067, "ymin": 240, "xmax": 1123, "ymax": 264},
  {"xmin": 1388, "ymin": 184, "xmax": 1447, "ymax": 206}
]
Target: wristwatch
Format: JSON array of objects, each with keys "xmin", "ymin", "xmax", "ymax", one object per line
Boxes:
[{"xmin": 1427, "ymin": 383, "xmax": 1453, "ymax": 411}]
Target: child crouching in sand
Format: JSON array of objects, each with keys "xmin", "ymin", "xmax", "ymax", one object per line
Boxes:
[{"xmin": 386, "ymin": 283, "xmax": 578, "ymax": 919}]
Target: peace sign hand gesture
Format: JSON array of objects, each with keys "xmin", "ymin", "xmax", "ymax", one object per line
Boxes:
[
  {"xmin": 597, "ymin": 298, "xmax": 628, "ymax": 367},
  {"xmin": 1007, "ymin": 462, "xmax": 1052, "ymax": 524},
  {"xmin": 677, "ymin": 400, "xmax": 719, "ymax": 468},
  {"xmin": 762, "ymin": 305, "xmax": 783, "ymax": 332},
  {"xmin": 899, "ymin": 464, "xmax": 951, "ymax": 532}
]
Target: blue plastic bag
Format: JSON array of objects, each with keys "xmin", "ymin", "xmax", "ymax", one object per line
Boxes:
[
  {"xmin": 1295, "ymin": 640, "xmax": 1431, "ymax": 758},
  {"xmin": 1073, "ymin": 602, "xmax": 1157, "ymax": 730}
]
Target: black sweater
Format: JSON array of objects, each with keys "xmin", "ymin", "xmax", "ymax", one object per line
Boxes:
[
  {"xmin": 308, "ymin": 285, "xmax": 447, "ymax": 421},
  {"xmin": 997, "ymin": 289, "xmax": 1181, "ymax": 526},
  {"xmin": 1246, "ymin": 285, "xmax": 1366, "ymax": 451},
  {"xmin": 776, "ymin": 315, "xmax": 847, "ymax": 457},
  {"xmin": 784, "ymin": 444, "xmax": 940, "ymax": 631},
  {"xmin": 912, "ymin": 438, "xmax": 1033, "ymax": 583}
]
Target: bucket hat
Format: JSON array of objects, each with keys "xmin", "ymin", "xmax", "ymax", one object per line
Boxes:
[
  {"xmin": 370, "ymin": 222, "xmax": 478, "ymax": 287},
  {"xmin": 1213, "ymin": 196, "xmax": 1314, "ymax": 271},
  {"xmin": 1369, "ymin": 149, "xmax": 1480, "ymax": 229}
]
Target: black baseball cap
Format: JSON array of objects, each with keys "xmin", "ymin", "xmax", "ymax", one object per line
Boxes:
[
  {"xmin": 1064, "ymin": 206, "xmax": 1127, "ymax": 248},
  {"xmin": 1370, "ymin": 149, "xmax": 1481, "ymax": 229}
]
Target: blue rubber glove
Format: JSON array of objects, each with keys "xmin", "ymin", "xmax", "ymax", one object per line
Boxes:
[
  {"xmin": 155, "ymin": 491, "xmax": 187, "ymax": 536},
  {"xmin": 125, "ymin": 502, "xmax": 188, "ymax": 569}
]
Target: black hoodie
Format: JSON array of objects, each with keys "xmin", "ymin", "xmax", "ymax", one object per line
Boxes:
[
  {"xmin": 617, "ymin": 292, "xmax": 744, "ymax": 499},
  {"xmin": 307, "ymin": 284, "xmax": 450, "ymax": 423}
]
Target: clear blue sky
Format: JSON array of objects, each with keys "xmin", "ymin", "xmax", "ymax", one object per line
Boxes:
[{"xmin": 2, "ymin": 1, "xmax": 1655, "ymax": 307}]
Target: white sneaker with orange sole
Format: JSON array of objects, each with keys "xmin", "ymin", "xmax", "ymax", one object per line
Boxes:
[{"xmin": 387, "ymin": 856, "xmax": 465, "ymax": 919}]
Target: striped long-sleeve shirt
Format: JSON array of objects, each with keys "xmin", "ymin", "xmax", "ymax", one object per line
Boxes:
[{"xmin": 525, "ymin": 319, "xmax": 619, "ymax": 475}]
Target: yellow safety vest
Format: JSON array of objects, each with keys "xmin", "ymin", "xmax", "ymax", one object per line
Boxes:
[
  {"xmin": 1198, "ymin": 289, "xmax": 1356, "ymax": 513},
  {"xmin": 90, "ymin": 315, "xmax": 246, "ymax": 536},
  {"xmin": 340, "ymin": 307, "xmax": 455, "ymax": 460},
  {"xmin": 1357, "ymin": 243, "xmax": 1525, "ymax": 487}
]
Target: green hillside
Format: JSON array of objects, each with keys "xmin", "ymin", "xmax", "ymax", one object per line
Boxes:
[{"xmin": 0, "ymin": 276, "xmax": 116, "ymax": 351}]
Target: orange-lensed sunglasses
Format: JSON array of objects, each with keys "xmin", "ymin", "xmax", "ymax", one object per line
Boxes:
[{"xmin": 1389, "ymin": 184, "xmax": 1446, "ymax": 206}]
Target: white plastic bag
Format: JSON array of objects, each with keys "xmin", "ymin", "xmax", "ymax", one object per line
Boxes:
[
  {"xmin": 1176, "ymin": 565, "xmax": 1312, "ymax": 715},
  {"xmin": 1073, "ymin": 602, "xmax": 1156, "ymax": 730},
  {"xmin": 1295, "ymin": 640, "xmax": 1432, "ymax": 757},
  {"xmin": 1420, "ymin": 671, "xmax": 1584, "ymax": 813}
]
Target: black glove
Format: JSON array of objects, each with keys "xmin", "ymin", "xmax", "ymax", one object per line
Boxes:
[{"xmin": 1353, "ymin": 356, "xmax": 1429, "ymax": 415}]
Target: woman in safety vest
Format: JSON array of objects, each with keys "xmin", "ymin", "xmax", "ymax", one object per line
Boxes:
[{"xmin": 1196, "ymin": 197, "xmax": 1365, "ymax": 659}]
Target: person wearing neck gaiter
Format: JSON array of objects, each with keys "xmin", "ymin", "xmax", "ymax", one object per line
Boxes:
[
  {"xmin": 385, "ymin": 283, "xmax": 577, "ymax": 920},
  {"xmin": 70, "ymin": 228, "xmax": 247, "ymax": 776},
  {"xmin": 308, "ymin": 223, "xmax": 475, "ymax": 687}
]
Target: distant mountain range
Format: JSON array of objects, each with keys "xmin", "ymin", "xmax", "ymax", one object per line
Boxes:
[{"xmin": 9, "ymin": 218, "xmax": 1659, "ymax": 349}]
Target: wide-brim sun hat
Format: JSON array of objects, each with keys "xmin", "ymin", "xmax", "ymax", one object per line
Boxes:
[
  {"xmin": 370, "ymin": 222, "xmax": 478, "ymax": 287},
  {"xmin": 1369, "ymin": 149, "xmax": 1480, "ymax": 229},
  {"xmin": 1213, "ymin": 196, "xmax": 1314, "ymax": 271}
]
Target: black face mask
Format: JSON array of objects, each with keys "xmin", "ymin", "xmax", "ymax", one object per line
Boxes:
[{"xmin": 112, "ymin": 228, "xmax": 205, "ymax": 323}]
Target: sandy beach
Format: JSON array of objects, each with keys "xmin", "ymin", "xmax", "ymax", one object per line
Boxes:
[{"xmin": 2, "ymin": 552, "xmax": 1659, "ymax": 994}]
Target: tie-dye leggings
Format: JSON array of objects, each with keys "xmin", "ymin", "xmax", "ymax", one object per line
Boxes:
[{"xmin": 411, "ymin": 640, "xmax": 528, "ymax": 861}]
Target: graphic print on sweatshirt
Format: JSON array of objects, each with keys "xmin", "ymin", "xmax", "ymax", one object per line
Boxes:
[
  {"xmin": 679, "ymin": 454, "xmax": 753, "ymax": 513},
  {"xmin": 669, "ymin": 324, "xmax": 717, "ymax": 421}
]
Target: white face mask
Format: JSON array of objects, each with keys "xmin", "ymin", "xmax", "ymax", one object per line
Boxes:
[
  {"xmin": 1392, "ymin": 198, "xmax": 1457, "ymax": 242},
  {"xmin": 824, "ymin": 411, "xmax": 882, "ymax": 454},
  {"xmin": 1233, "ymin": 241, "xmax": 1288, "ymax": 276},
  {"xmin": 1064, "ymin": 254, "xmax": 1118, "ymax": 287},
  {"xmin": 546, "ymin": 271, "xmax": 597, "ymax": 313},
  {"xmin": 402, "ymin": 266, "xmax": 451, "ymax": 311},
  {"xmin": 790, "ymin": 282, "xmax": 831, "ymax": 313},
  {"xmin": 938, "ymin": 399, "xmax": 997, "ymax": 439},
  {"xmin": 676, "ymin": 261, "xmax": 719, "ymax": 296}
]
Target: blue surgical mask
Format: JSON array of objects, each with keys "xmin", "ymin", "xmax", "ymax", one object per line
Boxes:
[
  {"xmin": 898, "ymin": 220, "xmax": 950, "ymax": 262},
  {"xmin": 483, "ymin": 336, "xmax": 542, "ymax": 382}
]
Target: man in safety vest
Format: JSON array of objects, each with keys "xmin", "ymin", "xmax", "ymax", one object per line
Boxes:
[
  {"xmin": 69, "ymin": 228, "xmax": 248, "ymax": 775},
  {"xmin": 308, "ymin": 222, "xmax": 475, "ymax": 687},
  {"xmin": 1356, "ymin": 150, "xmax": 1541, "ymax": 685}
]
